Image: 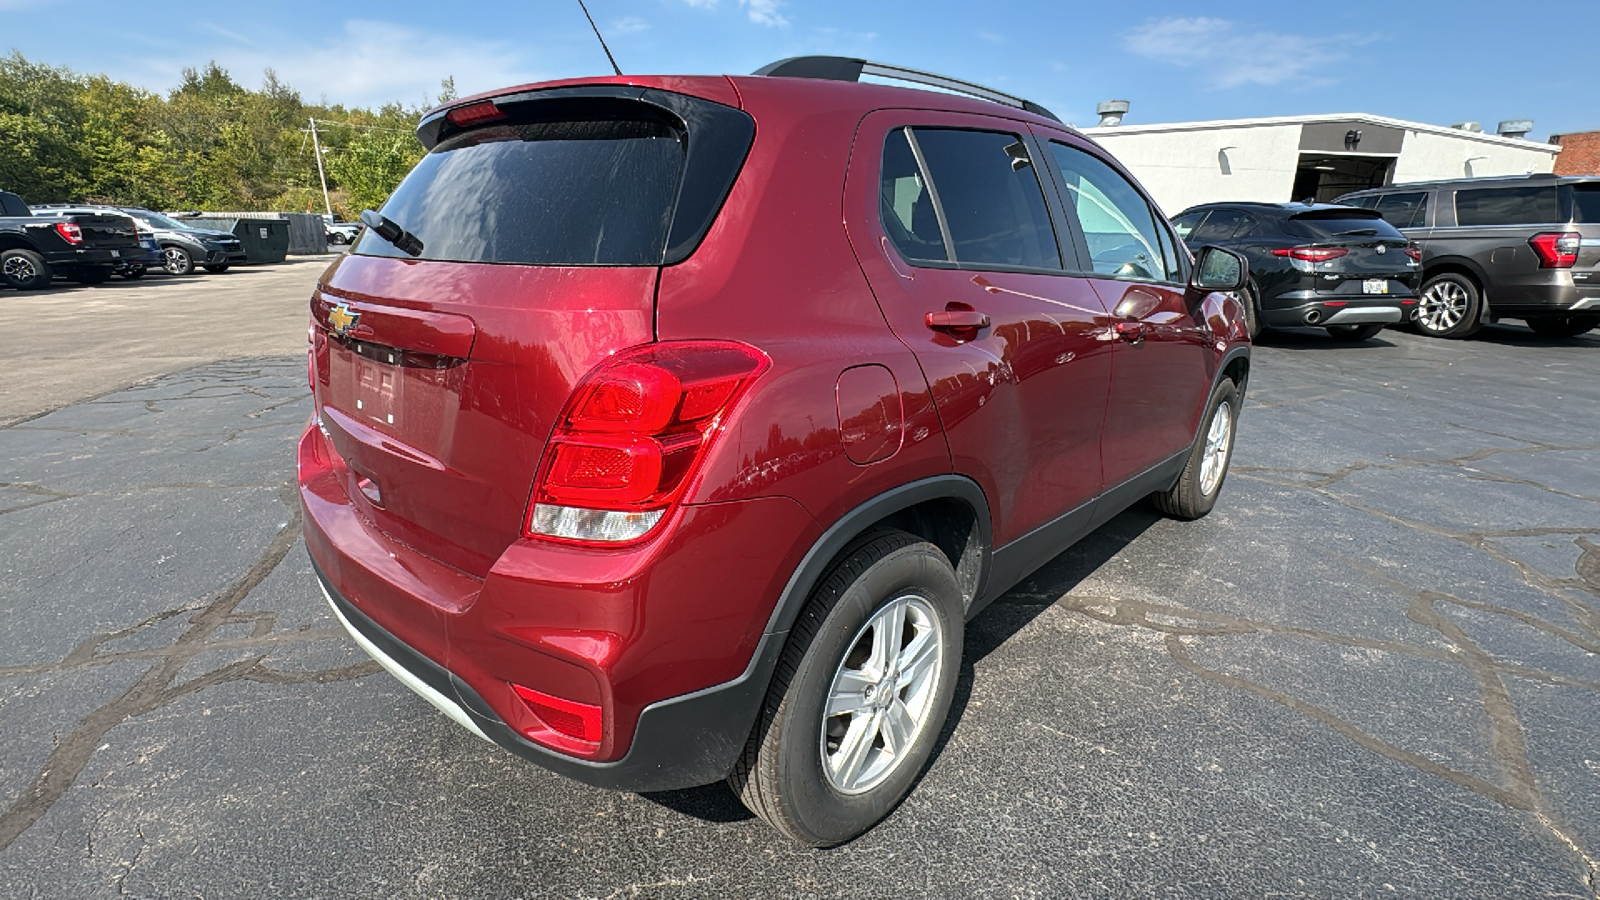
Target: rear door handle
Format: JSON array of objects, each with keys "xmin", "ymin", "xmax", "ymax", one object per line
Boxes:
[{"xmin": 925, "ymin": 310, "xmax": 992, "ymax": 332}]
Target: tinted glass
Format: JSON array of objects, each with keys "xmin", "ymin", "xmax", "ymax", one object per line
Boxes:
[
  {"xmin": 911, "ymin": 129, "xmax": 1060, "ymax": 270},
  {"xmin": 1454, "ymin": 186, "xmax": 1560, "ymax": 227},
  {"xmin": 362, "ymin": 115, "xmax": 684, "ymax": 265},
  {"xmin": 880, "ymin": 128, "xmax": 948, "ymax": 262},
  {"xmin": 1288, "ymin": 211, "xmax": 1406, "ymax": 241},
  {"xmin": 1374, "ymin": 192, "xmax": 1428, "ymax": 228},
  {"xmin": 1048, "ymin": 141, "xmax": 1170, "ymax": 281},
  {"xmin": 1, "ymin": 193, "xmax": 29, "ymax": 217},
  {"xmin": 1190, "ymin": 209, "xmax": 1252, "ymax": 242},
  {"xmin": 1341, "ymin": 195, "xmax": 1377, "ymax": 209},
  {"xmin": 1563, "ymin": 184, "xmax": 1600, "ymax": 223},
  {"xmin": 1171, "ymin": 211, "xmax": 1205, "ymax": 240}
]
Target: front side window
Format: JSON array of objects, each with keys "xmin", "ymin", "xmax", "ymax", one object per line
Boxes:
[
  {"xmin": 879, "ymin": 127, "xmax": 1061, "ymax": 271},
  {"xmin": 1171, "ymin": 211, "xmax": 1206, "ymax": 240},
  {"xmin": 1454, "ymin": 186, "xmax": 1560, "ymax": 227},
  {"xmin": 1189, "ymin": 209, "xmax": 1253, "ymax": 243},
  {"xmin": 1373, "ymin": 192, "xmax": 1428, "ymax": 229},
  {"xmin": 1048, "ymin": 142, "xmax": 1176, "ymax": 281}
]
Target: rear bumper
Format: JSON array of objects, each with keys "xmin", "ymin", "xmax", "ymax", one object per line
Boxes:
[
  {"xmin": 298, "ymin": 422, "xmax": 817, "ymax": 790},
  {"xmin": 1260, "ymin": 293, "xmax": 1415, "ymax": 328}
]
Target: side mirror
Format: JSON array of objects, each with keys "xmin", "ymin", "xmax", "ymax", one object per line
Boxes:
[{"xmin": 1189, "ymin": 245, "xmax": 1248, "ymax": 293}]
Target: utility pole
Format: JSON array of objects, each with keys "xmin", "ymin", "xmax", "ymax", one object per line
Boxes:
[{"xmin": 309, "ymin": 117, "xmax": 333, "ymax": 220}]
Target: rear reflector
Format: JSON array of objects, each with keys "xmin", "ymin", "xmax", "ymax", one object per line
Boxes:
[
  {"xmin": 512, "ymin": 683, "xmax": 602, "ymax": 744},
  {"xmin": 1272, "ymin": 246, "xmax": 1348, "ymax": 262},
  {"xmin": 446, "ymin": 100, "xmax": 505, "ymax": 128},
  {"xmin": 1528, "ymin": 232, "xmax": 1580, "ymax": 268}
]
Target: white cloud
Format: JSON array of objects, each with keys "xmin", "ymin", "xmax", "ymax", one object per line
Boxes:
[
  {"xmin": 740, "ymin": 0, "xmax": 789, "ymax": 27},
  {"xmin": 611, "ymin": 16, "xmax": 649, "ymax": 35},
  {"xmin": 681, "ymin": 0, "xmax": 718, "ymax": 8},
  {"xmin": 127, "ymin": 19, "xmax": 542, "ymax": 109},
  {"xmin": 1123, "ymin": 17, "xmax": 1373, "ymax": 90}
]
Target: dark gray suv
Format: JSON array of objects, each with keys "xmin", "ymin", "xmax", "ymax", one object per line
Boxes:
[{"xmin": 1338, "ymin": 175, "xmax": 1600, "ymax": 338}]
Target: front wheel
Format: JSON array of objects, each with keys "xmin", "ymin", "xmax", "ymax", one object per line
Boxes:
[
  {"xmin": 162, "ymin": 245, "xmax": 195, "ymax": 276},
  {"xmin": 1327, "ymin": 323, "xmax": 1386, "ymax": 342},
  {"xmin": 70, "ymin": 266, "xmax": 114, "ymax": 285},
  {"xmin": 119, "ymin": 265, "xmax": 145, "ymax": 280},
  {"xmin": 1526, "ymin": 314, "xmax": 1599, "ymax": 338},
  {"xmin": 1151, "ymin": 378, "xmax": 1239, "ymax": 520},
  {"xmin": 1238, "ymin": 282, "xmax": 1262, "ymax": 339},
  {"xmin": 202, "ymin": 264, "xmax": 230, "ymax": 274},
  {"xmin": 1416, "ymin": 273, "xmax": 1482, "ymax": 338},
  {"xmin": 731, "ymin": 530, "xmax": 964, "ymax": 846}
]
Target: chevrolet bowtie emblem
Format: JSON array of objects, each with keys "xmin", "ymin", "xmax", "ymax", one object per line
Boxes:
[{"xmin": 327, "ymin": 302, "xmax": 360, "ymax": 337}]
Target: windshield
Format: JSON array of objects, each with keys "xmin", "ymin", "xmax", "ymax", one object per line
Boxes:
[{"xmin": 127, "ymin": 210, "xmax": 193, "ymax": 231}]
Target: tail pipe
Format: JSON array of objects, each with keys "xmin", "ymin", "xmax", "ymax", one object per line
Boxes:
[{"xmin": 1304, "ymin": 309, "xmax": 1322, "ymax": 325}]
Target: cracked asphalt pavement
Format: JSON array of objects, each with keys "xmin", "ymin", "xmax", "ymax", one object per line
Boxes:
[{"xmin": 1, "ymin": 262, "xmax": 1598, "ymax": 897}]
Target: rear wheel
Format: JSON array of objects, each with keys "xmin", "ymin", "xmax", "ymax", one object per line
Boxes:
[
  {"xmin": 162, "ymin": 245, "xmax": 194, "ymax": 276},
  {"xmin": 1152, "ymin": 378, "xmax": 1238, "ymax": 520},
  {"xmin": 1327, "ymin": 323, "xmax": 1386, "ymax": 342},
  {"xmin": 1, "ymin": 248, "xmax": 52, "ymax": 290},
  {"xmin": 202, "ymin": 264, "xmax": 230, "ymax": 274},
  {"xmin": 731, "ymin": 530, "xmax": 964, "ymax": 846},
  {"xmin": 1526, "ymin": 314, "xmax": 1599, "ymax": 338},
  {"xmin": 1416, "ymin": 273, "xmax": 1482, "ymax": 338}
]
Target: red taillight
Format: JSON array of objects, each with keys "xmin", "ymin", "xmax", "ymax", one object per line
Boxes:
[
  {"xmin": 1528, "ymin": 232, "xmax": 1580, "ymax": 268},
  {"xmin": 446, "ymin": 100, "xmax": 505, "ymax": 128},
  {"xmin": 1404, "ymin": 244, "xmax": 1423, "ymax": 262},
  {"xmin": 53, "ymin": 222, "xmax": 83, "ymax": 244},
  {"xmin": 512, "ymin": 683, "xmax": 602, "ymax": 745},
  {"xmin": 526, "ymin": 341, "xmax": 770, "ymax": 544},
  {"xmin": 1271, "ymin": 246, "xmax": 1349, "ymax": 262}
]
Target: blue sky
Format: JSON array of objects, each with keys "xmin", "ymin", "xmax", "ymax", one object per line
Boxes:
[{"xmin": 6, "ymin": 0, "xmax": 1593, "ymax": 140}]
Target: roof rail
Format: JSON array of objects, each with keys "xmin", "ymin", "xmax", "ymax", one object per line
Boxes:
[{"xmin": 752, "ymin": 56, "xmax": 1062, "ymax": 124}]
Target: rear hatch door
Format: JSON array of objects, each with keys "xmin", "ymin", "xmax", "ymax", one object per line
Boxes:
[
  {"xmin": 311, "ymin": 86, "xmax": 751, "ymax": 578},
  {"xmin": 1288, "ymin": 208, "xmax": 1417, "ymax": 296}
]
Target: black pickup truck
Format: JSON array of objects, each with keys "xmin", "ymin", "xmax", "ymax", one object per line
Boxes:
[{"xmin": 1, "ymin": 190, "xmax": 141, "ymax": 290}]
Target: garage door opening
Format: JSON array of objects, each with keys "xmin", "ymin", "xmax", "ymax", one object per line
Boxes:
[{"xmin": 1292, "ymin": 154, "xmax": 1395, "ymax": 203}]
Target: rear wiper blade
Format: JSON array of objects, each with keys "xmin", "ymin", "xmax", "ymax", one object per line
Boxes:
[
  {"xmin": 360, "ymin": 209, "xmax": 424, "ymax": 257},
  {"xmin": 1335, "ymin": 228, "xmax": 1380, "ymax": 237}
]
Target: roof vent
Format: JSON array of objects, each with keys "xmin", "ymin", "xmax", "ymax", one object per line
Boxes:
[
  {"xmin": 1451, "ymin": 122, "xmax": 1482, "ymax": 133},
  {"xmin": 1497, "ymin": 119, "xmax": 1533, "ymax": 139},
  {"xmin": 1096, "ymin": 100, "xmax": 1130, "ymax": 127}
]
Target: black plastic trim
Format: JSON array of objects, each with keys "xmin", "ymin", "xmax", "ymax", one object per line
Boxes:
[{"xmin": 754, "ymin": 56, "xmax": 1062, "ymax": 123}]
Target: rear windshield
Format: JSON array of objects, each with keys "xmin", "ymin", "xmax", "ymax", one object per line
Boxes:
[
  {"xmin": 1288, "ymin": 210, "xmax": 1406, "ymax": 241},
  {"xmin": 1563, "ymin": 183, "xmax": 1600, "ymax": 223},
  {"xmin": 360, "ymin": 111, "xmax": 686, "ymax": 266}
]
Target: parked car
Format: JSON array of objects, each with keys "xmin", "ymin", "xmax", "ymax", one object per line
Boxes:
[
  {"xmin": 0, "ymin": 191, "xmax": 141, "ymax": 289},
  {"xmin": 34, "ymin": 204, "xmax": 248, "ymax": 275},
  {"xmin": 1337, "ymin": 175, "xmax": 1600, "ymax": 338},
  {"xmin": 1171, "ymin": 202, "xmax": 1421, "ymax": 341},
  {"xmin": 28, "ymin": 207, "xmax": 165, "ymax": 279},
  {"xmin": 299, "ymin": 56, "xmax": 1251, "ymax": 846},
  {"xmin": 325, "ymin": 221, "xmax": 362, "ymax": 245}
]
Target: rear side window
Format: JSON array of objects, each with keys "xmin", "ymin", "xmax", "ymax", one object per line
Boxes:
[
  {"xmin": 1373, "ymin": 192, "xmax": 1428, "ymax": 228},
  {"xmin": 1563, "ymin": 183, "xmax": 1600, "ymax": 223},
  {"xmin": 1048, "ymin": 141, "xmax": 1178, "ymax": 281},
  {"xmin": 363, "ymin": 110, "xmax": 685, "ymax": 265},
  {"xmin": 889, "ymin": 128, "xmax": 1061, "ymax": 270},
  {"xmin": 1454, "ymin": 186, "xmax": 1559, "ymax": 226},
  {"xmin": 1288, "ymin": 211, "xmax": 1407, "ymax": 242},
  {"xmin": 879, "ymin": 129, "xmax": 948, "ymax": 263}
]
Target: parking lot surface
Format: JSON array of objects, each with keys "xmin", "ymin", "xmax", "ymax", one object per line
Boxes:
[{"xmin": 1, "ymin": 265, "xmax": 1597, "ymax": 897}]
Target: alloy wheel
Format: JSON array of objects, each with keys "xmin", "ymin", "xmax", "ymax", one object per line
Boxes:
[
  {"xmin": 3, "ymin": 256, "xmax": 37, "ymax": 281},
  {"xmin": 821, "ymin": 594, "xmax": 943, "ymax": 795},
  {"xmin": 1199, "ymin": 399, "xmax": 1233, "ymax": 496},
  {"xmin": 1418, "ymin": 281, "xmax": 1468, "ymax": 333}
]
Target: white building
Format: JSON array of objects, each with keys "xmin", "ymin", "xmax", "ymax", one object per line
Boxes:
[{"xmin": 1081, "ymin": 112, "xmax": 1562, "ymax": 215}]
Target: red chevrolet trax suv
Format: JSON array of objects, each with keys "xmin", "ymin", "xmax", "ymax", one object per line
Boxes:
[{"xmin": 298, "ymin": 56, "xmax": 1251, "ymax": 846}]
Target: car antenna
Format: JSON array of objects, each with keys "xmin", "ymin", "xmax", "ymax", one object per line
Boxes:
[{"xmin": 577, "ymin": 0, "xmax": 624, "ymax": 76}]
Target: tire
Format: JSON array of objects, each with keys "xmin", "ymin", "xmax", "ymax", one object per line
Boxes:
[
  {"xmin": 329, "ymin": 233, "xmax": 347, "ymax": 245},
  {"xmin": 1416, "ymin": 273, "xmax": 1482, "ymax": 338},
  {"xmin": 161, "ymin": 245, "xmax": 195, "ymax": 276},
  {"xmin": 70, "ymin": 266, "xmax": 114, "ymax": 285},
  {"xmin": 1151, "ymin": 378, "xmax": 1239, "ymax": 520},
  {"xmin": 119, "ymin": 266, "xmax": 145, "ymax": 280},
  {"xmin": 1525, "ymin": 314, "xmax": 1599, "ymax": 338},
  {"xmin": 203, "ymin": 264, "xmax": 230, "ymax": 274},
  {"xmin": 1326, "ymin": 323, "xmax": 1386, "ymax": 342},
  {"xmin": 730, "ymin": 530, "xmax": 964, "ymax": 847},
  {"xmin": 1238, "ymin": 281, "xmax": 1262, "ymax": 339},
  {"xmin": 1, "ymin": 248, "xmax": 52, "ymax": 290}
]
